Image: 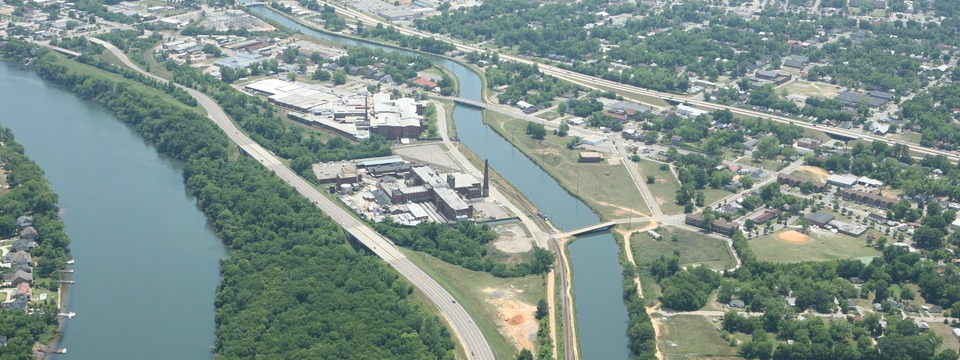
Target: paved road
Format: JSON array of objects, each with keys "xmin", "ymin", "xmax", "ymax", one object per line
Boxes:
[
  {"xmin": 317, "ymin": 5, "xmax": 960, "ymax": 162},
  {"xmin": 88, "ymin": 37, "xmax": 494, "ymax": 360},
  {"xmin": 614, "ymin": 141, "xmax": 662, "ymax": 216}
]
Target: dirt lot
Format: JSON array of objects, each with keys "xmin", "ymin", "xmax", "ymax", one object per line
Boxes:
[
  {"xmin": 492, "ymin": 223, "xmax": 533, "ymax": 254},
  {"xmin": 795, "ymin": 165, "xmax": 830, "ymax": 182},
  {"xmin": 394, "ymin": 143, "xmax": 462, "ymax": 171},
  {"xmin": 483, "ymin": 287, "xmax": 538, "ymax": 351}
]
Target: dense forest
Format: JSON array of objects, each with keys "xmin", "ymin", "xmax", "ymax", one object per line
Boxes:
[
  {"xmin": 0, "ymin": 126, "xmax": 69, "ymax": 358},
  {"xmin": 2, "ymin": 43, "xmax": 456, "ymax": 358}
]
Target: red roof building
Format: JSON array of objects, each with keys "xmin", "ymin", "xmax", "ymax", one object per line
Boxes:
[{"xmin": 411, "ymin": 77, "xmax": 437, "ymax": 89}]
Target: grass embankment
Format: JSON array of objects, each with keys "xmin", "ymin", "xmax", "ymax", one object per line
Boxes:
[
  {"xmin": 631, "ymin": 226, "xmax": 736, "ymax": 271},
  {"xmin": 482, "ymin": 110, "xmax": 651, "ymax": 220},
  {"xmin": 402, "ymin": 249, "xmax": 547, "ymax": 359},
  {"xmin": 750, "ymin": 229, "xmax": 880, "ymax": 263},
  {"xmin": 58, "ymin": 58, "xmax": 202, "ymax": 115}
]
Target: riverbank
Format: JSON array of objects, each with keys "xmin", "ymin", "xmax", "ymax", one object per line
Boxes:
[{"xmin": 481, "ymin": 110, "xmax": 651, "ymax": 221}]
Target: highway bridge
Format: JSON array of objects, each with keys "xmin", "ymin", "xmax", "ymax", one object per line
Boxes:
[{"xmin": 86, "ymin": 38, "xmax": 495, "ymax": 360}]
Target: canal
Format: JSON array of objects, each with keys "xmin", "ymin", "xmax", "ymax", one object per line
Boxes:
[
  {"xmin": 0, "ymin": 62, "xmax": 226, "ymax": 358},
  {"xmin": 250, "ymin": 7, "xmax": 631, "ymax": 359}
]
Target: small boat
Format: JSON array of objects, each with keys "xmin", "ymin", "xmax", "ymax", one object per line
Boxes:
[{"xmin": 66, "ymin": 260, "xmax": 75, "ymax": 265}]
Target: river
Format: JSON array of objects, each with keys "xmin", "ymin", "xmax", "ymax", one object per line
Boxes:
[
  {"xmin": 0, "ymin": 62, "xmax": 226, "ymax": 358},
  {"xmin": 249, "ymin": 7, "xmax": 631, "ymax": 359}
]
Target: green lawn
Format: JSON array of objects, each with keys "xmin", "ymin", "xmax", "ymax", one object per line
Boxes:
[
  {"xmin": 483, "ymin": 110, "xmax": 651, "ymax": 219},
  {"xmin": 781, "ymin": 80, "xmax": 840, "ymax": 99},
  {"xmin": 402, "ymin": 249, "xmax": 547, "ymax": 359},
  {"xmin": 631, "ymin": 226, "xmax": 736, "ymax": 271},
  {"xmin": 750, "ymin": 229, "xmax": 880, "ymax": 263},
  {"xmin": 888, "ymin": 132, "xmax": 922, "ymax": 144},
  {"xmin": 634, "ymin": 159, "xmax": 684, "ymax": 214},
  {"xmin": 659, "ymin": 315, "xmax": 738, "ymax": 358},
  {"xmin": 535, "ymin": 111, "xmax": 561, "ymax": 120},
  {"xmin": 931, "ymin": 322, "xmax": 960, "ymax": 353}
]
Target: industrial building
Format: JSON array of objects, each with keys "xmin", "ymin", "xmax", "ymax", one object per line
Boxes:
[{"xmin": 244, "ymin": 79, "xmax": 423, "ymax": 140}]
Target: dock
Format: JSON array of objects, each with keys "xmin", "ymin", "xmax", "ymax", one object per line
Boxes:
[{"xmin": 58, "ymin": 312, "xmax": 76, "ymax": 319}]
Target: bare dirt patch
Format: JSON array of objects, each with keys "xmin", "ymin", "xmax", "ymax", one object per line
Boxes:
[
  {"xmin": 492, "ymin": 223, "xmax": 534, "ymax": 254},
  {"xmin": 777, "ymin": 230, "xmax": 810, "ymax": 243},
  {"xmin": 483, "ymin": 287, "xmax": 538, "ymax": 352},
  {"xmin": 797, "ymin": 165, "xmax": 829, "ymax": 182}
]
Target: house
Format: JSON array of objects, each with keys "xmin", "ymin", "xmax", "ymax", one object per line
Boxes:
[
  {"xmin": 730, "ymin": 300, "xmax": 746, "ymax": 308},
  {"xmin": 849, "ymin": 277, "xmax": 864, "ymax": 285},
  {"xmin": 953, "ymin": 328, "xmax": 960, "ymax": 339},
  {"xmin": 671, "ymin": 135, "xmax": 682, "ymax": 144},
  {"xmin": 751, "ymin": 168, "xmax": 766, "ymax": 181},
  {"xmin": 11, "ymin": 239, "xmax": 36, "ymax": 253},
  {"xmin": 578, "ymin": 152, "xmax": 603, "ymax": 163},
  {"xmin": 15, "ymin": 283, "xmax": 30, "ymax": 300},
  {"xmin": 3, "ymin": 270, "xmax": 32, "ymax": 286},
  {"xmin": 19, "ymin": 226, "xmax": 37, "ymax": 240},
  {"xmin": 918, "ymin": 321, "xmax": 930, "ymax": 332},
  {"xmin": 1, "ymin": 296, "xmax": 27, "ymax": 313},
  {"xmin": 846, "ymin": 299, "xmax": 858, "ymax": 311},
  {"xmin": 743, "ymin": 138, "xmax": 760, "ymax": 150},
  {"xmin": 0, "ymin": 335, "xmax": 6, "ymax": 347},
  {"xmin": 929, "ymin": 305, "xmax": 943, "ymax": 312},
  {"xmin": 1, "ymin": 252, "xmax": 30, "ymax": 266},
  {"xmin": 783, "ymin": 55, "xmax": 809, "ymax": 69},
  {"xmin": 786, "ymin": 297, "xmax": 797, "ymax": 307},
  {"xmin": 806, "ymin": 212, "xmax": 835, "ymax": 227},
  {"xmin": 827, "ymin": 174, "xmax": 859, "ymax": 188},
  {"xmin": 16, "ymin": 216, "xmax": 32, "ymax": 229}
]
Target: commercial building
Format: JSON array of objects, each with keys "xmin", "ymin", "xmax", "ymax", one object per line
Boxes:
[
  {"xmin": 368, "ymin": 93, "xmax": 424, "ymax": 140},
  {"xmin": 796, "ymin": 138, "xmax": 823, "ymax": 150},
  {"xmin": 830, "ymin": 220, "xmax": 868, "ymax": 237},
  {"xmin": 676, "ymin": 104, "xmax": 708, "ymax": 117},
  {"xmin": 827, "ymin": 174, "xmax": 859, "ymax": 188},
  {"xmin": 214, "ymin": 52, "xmax": 264, "ymax": 70},
  {"xmin": 685, "ymin": 212, "xmax": 739, "ymax": 236},
  {"xmin": 432, "ymin": 187, "xmax": 472, "ymax": 221}
]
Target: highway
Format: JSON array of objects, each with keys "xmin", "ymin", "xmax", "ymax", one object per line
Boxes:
[
  {"xmin": 315, "ymin": 4, "xmax": 960, "ymax": 162},
  {"xmin": 87, "ymin": 37, "xmax": 494, "ymax": 360}
]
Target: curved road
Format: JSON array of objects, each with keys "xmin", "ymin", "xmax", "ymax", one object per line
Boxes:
[{"xmin": 87, "ymin": 37, "xmax": 494, "ymax": 360}]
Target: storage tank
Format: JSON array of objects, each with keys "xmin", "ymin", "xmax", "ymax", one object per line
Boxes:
[{"xmin": 340, "ymin": 184, "xmax": 352, "ymax": 195}]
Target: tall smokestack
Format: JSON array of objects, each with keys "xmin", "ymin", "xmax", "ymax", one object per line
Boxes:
[{"xmin": 483, "ymin": 159, "xmax": 490, "ymax": 197}]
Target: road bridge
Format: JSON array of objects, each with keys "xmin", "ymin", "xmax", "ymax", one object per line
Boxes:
[{"xmin": 553, "ymin": 221, "xmax": 618, "ymax": 238}]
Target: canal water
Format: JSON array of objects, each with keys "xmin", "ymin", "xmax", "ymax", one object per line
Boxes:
[
  {"xmin": 0, "ymin": 62, "xmax": 226, "ymax": 359},
  {"xmin": 250, "ymin": 8, "xmax": 631, "ymax": 359}
]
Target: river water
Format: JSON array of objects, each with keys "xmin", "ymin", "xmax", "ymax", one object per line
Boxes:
[
  {"xmin": 249, "ymin": 8, "xmax": 630, "ymax": 359},
  {"xmin": 0, "ymin": 62, "xmax": 226, "ymax": 359}
]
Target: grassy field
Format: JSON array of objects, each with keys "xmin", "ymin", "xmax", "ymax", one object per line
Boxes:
[
  {"xmin": 789, "ymin": 166, "xmax": 830, "ymax": 183},
  {"xmin": 483, "ymin": 110, "xmax": 651, "ymax": 219},
  {"xmin": 750, "ymin": 229, "xmax": 880, "ymax": 263},
  {"xmin": 931, "ymin": 322, "xmax": 960, "ymax": 353},
  {"xmin": 634, "ymin": 159, "xmax": 684, "ymax": 214},
  {"xmin": 659, "ymin": 315, "xmax": 738, "ymax": 358},
  {"xmin": 631, "ymin": 226, "xmax": 736, "ymax": 271},
  {"xmin": 535, "ymin": 111, "xmax": 561, "ymax": 120},
  {"xmin": 888, "ymin": 132, "xmax": 922, "ymax": 144},
  {"xmin": 402, "ymin": 249, "xmax": 547, "ymax": 359},
  {"xmin": 782, "ymin": 80, "xmax": 840, "ymax": 99}
]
